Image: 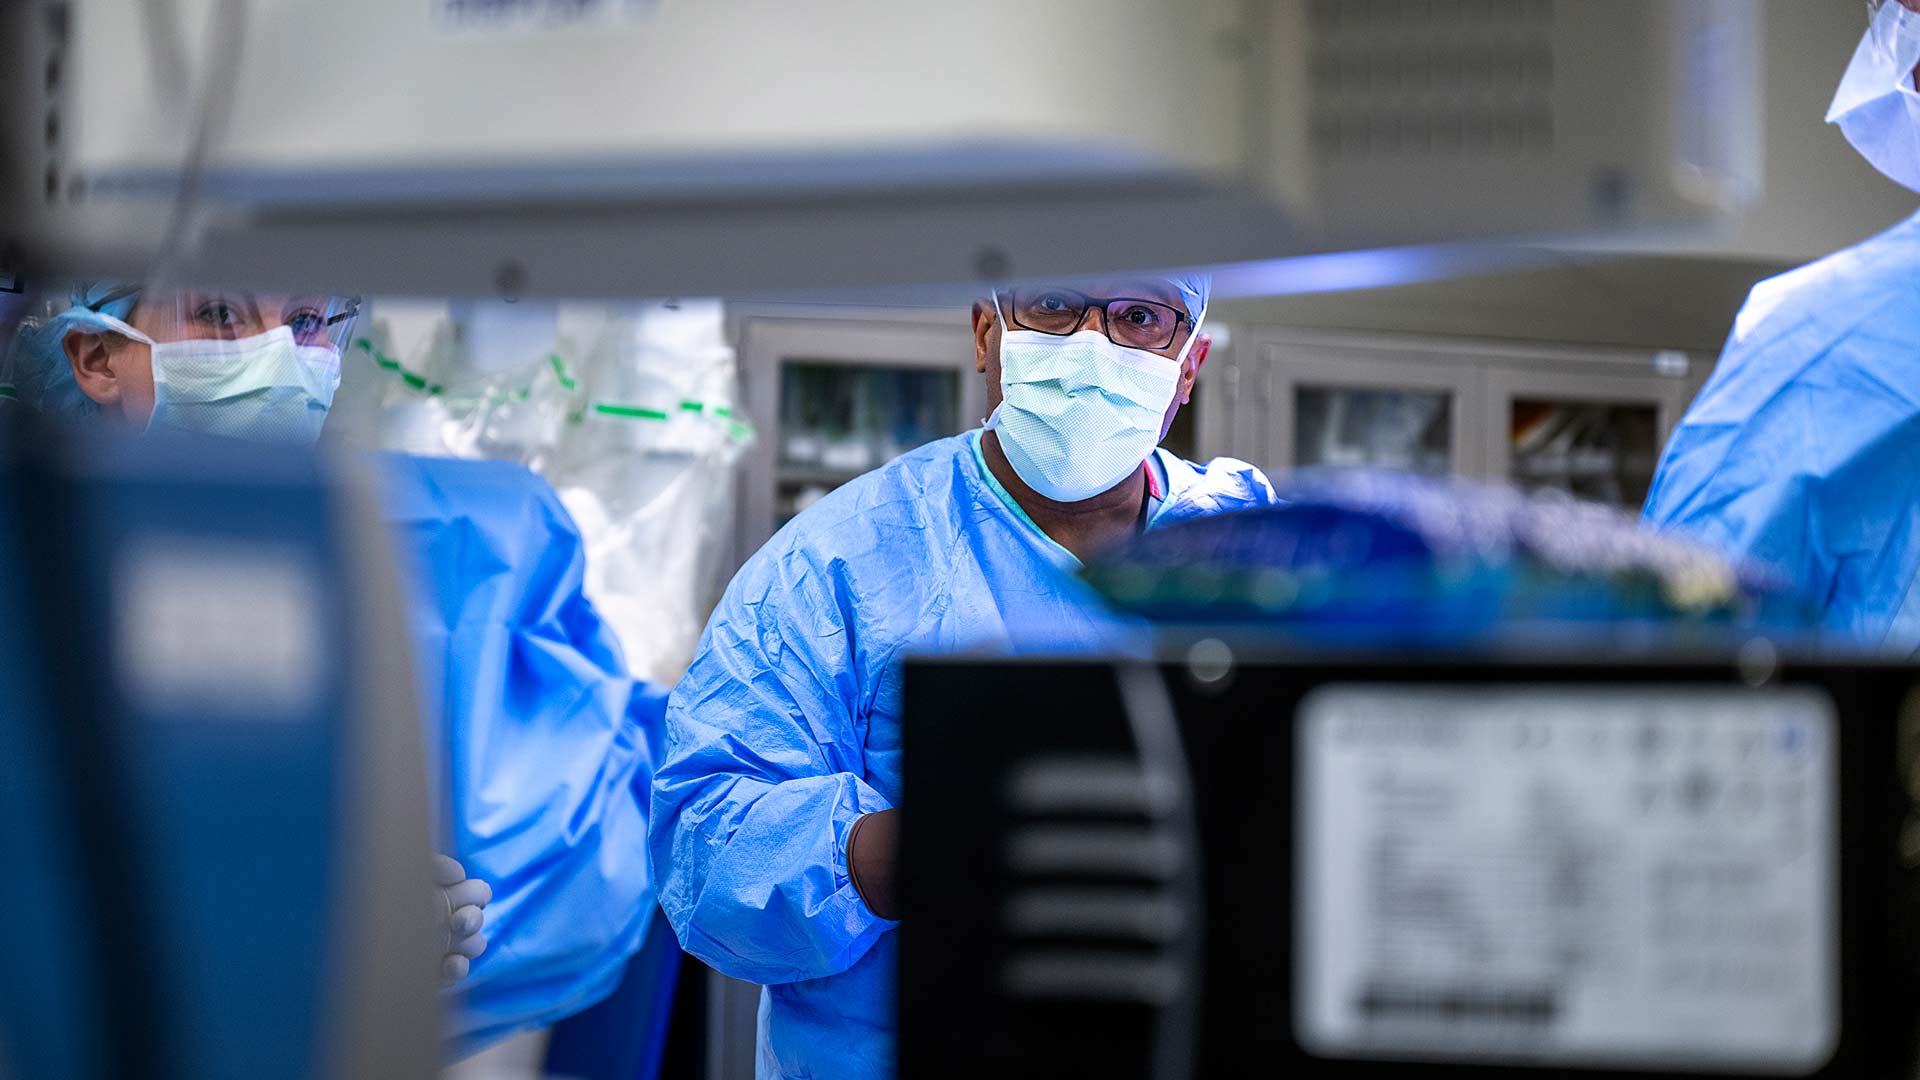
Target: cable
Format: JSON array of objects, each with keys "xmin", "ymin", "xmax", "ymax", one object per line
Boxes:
[
  {"xmin": 140, "ymin": 0, "xmax": 248, "ymax": 288},
  {"xmin": 135, "ymin": 0, "xmax": 191, "ymax": 104}
]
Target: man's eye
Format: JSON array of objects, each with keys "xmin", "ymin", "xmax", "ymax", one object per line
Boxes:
[
  {"xmin": 1037, "ymin": 295, "xmax": 1072, "ymax": 312},
  {"xmin": 1120, "ymin": 305, "xmax": 1162, "ymax": 327}
]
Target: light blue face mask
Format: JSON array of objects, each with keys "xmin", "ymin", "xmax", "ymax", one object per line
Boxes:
[
  {"xmin": 1829, "ymin": 0, "xmax": 1920, "ymax": 192},
  {"xmin": 985, "ymin": 292, "xmax": 1199, "ymax": 503},
  {"xmin": 104, "ymin": 318, "xmax": 341, "ymax": 445}
]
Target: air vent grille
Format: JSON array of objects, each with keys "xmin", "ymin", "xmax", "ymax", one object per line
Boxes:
[
  {"xmin": 1308, "ymin": 0, "xmax": 1557, "ymax": 161},
  {"xmin": 998, "ymin": 754, "xmax": 1190, "ymax": 1005}
]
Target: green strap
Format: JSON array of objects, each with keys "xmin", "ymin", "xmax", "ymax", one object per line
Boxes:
[
  {"xmin": 354, "ymin": 338, "xmax": 445, "ymax": 396},
  {"xmin": 593, "ymin": 402, "xmax": 671, "ymax": 421},
  {"xmin": 590, "ymin": 399, "xmax": 755, "ymax": 441},
  {"xmin": 678, "ymin": 400, "xmax": 751, "ymax": 435},
  {"xmin": 354, "ymin": 338, "xmax": 754, "ymax": 438},
  {"xmin": 0, "ymin": 384, "xmax": 16, "ymax": 400}
]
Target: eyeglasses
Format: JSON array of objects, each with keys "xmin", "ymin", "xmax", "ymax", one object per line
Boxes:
[
  {"xmin": 87, "ymin": 287, "xmax": 364, "ymax": 352},
  {"xmin": 1002, "ymin": 287, "xmax": 1192, "ymax": 352}
]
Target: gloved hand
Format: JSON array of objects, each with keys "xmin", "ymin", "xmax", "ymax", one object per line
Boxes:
[
  {"xmin": 846, "ymin": 808, "xmax": 901, "ymax": 921},
  {"xmin": 435, "ymin": 853, "xmax": 492, "ymax": 982}
]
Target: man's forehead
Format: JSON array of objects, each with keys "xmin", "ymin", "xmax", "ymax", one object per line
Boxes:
[{"xmin": 1034, "ymin": 277, "xmax": 1187, "ymax": 312}]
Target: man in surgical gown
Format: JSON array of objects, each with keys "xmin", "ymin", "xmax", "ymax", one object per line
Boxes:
[
  {"xmin": 1644, "ymin": 0, "xmax": 1920, "ymax": 651},
  {"xmin": 649, "ymin": 273, "xmax": 1278, "ymax": 1079}
]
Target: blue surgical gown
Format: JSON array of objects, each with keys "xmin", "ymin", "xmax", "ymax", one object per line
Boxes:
[
  {"xmin": 376, "ymin": 453, "xmax": 668, "ymax": 1056},
  {"xmin": 649, "ymin": 431, "xmax": 1278, "ymax": 1080},
  {"xmin": 1643, "ymin": 208, "xmax": 1920, "ymax": 653}
]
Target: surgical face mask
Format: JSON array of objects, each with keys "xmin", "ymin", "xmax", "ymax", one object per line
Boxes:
[
  {"xmin": 107, "ymin": 318, "xmax": 341, "ymax": 445},
  {"xmin": 985, "ymin": 293, "xmax": 1196, "ymax": 503},
  {"xmin": 1829, "ymin": 0, "xmax": 1920, "ymax": 192}
]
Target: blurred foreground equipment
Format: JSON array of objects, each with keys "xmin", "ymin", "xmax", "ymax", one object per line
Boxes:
[
  {"xmin": 1082, "ymin": 471, "xmax": 1817, "ymax": 648},
  {"xmin": 902, "ymin": 653, "xmax": 1920, "ymax": 1079},
  {"xmin": 0, "ymin": 418, "xmax": 440, "ymax": 1080}
]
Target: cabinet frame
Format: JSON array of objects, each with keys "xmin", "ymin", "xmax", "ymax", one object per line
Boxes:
[
  {"xmin": 1254, "ymin": 332, "xmax": 1487, "ymax": 477},
  {"xmin": 1225, "ymin": 326, "xmax": 1704, "ymax": 503},
  {"xmin": 1481, "ymin": 363, "xmax": 1699, "ymax": 493},
  {"xmin": 734, "ymin": 312, "xmax": 984, "ymax": 558}
]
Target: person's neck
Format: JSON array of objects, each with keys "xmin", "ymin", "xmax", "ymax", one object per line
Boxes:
[{"xmin": 982, "ymin": 429, "xmax": 1148, "ymax": 563}]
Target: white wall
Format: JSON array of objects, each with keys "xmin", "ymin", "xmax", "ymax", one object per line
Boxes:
[
  {"xmin": 1579, "ymin": 0, "xmax": 1918, "ymax": 262},
  {"xmin": 1717, "ymin": 0, "xmax": 1919, "ymax": 262},
  {"xmin": 1216, "ymin": 2, "xmax": 1920, "ymax": 352}
]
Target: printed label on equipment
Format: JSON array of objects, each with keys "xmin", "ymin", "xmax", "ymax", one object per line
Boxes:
[
  {"xmin": 117, "ymin": 539, "xmax": 325, "ymax": 720},
  {"xmin": 1295, "ymin": 685, "xmax": 1838, "ymax": 1074}
]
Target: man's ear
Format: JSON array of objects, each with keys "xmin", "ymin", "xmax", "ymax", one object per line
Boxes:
[
  {"xmin": 971, "ymin": 299, "xmax": 995, "ymax": 375},
  {"xmin": 64, "ymin": 330, "xmax": 125, "ymax": 406},
  {"xmin": 1177, "ymin": 335, "xmax": 1210, "ymax": 405}
]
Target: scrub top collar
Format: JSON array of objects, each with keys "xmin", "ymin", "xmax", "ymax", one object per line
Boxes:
[{"xmin": 968, "ymin": 429, "xmax": 1171, "ymax": 571}]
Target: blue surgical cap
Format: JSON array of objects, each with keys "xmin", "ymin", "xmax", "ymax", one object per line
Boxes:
[
  {"xmin": 1164, "ymin": 272, "xmax": 1212, "ymax": 326},
  {"xmin": 7, "ymin": 283, "xmax": 141, "ymax": 419}
]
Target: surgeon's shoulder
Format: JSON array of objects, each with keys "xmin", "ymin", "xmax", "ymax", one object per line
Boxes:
[
  {"xmin": 1731, "ymin": 209, "xmax": 1920, "ymax": 344},
  {"xmin": 1159, "ymin": 451, "xmax": 1282, "ymax": 523},
  {"xmin": 737, "ymin": 432, "xmax": 967, "ymax": 564}
]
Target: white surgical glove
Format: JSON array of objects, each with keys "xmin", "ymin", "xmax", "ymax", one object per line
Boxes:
[{"xmin": 434, "ymin": 853, "xmax": 492, "ymax": 982}]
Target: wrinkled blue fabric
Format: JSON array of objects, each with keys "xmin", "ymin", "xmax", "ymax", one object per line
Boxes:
[
  {"xmin": 649, "ymin": 431, "xmax": 1277, "ymax": 1080},
  {"xmin": 375, "ymin": 453, "xmax": 667, "ymax": 1057},
  {"xmin": 1643, "ymin": 208, "xmax": 1920, "ymax": 654}
]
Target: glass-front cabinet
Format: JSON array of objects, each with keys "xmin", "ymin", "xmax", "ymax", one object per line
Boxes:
[
  {"xmin": 1220, "ymin": 333, "xmax": 1485, "ymax": 479},
  {"xmin": 1484, "ymin": 366, "xmax": 1695, "ymax": 509},
  {"xmin": 1219, "ymin": 329, "xmax": 1704, "ymax": 510},
  {"xmin": 733, "ymin": 320, "xmax": 1707, "ymax": 565},
  {"xmin": 1293, "ymin": 385, "xmax": 1455, "ymax": 475},
  {"xmin": 736, "ymin": 311, "xmax": 985, "ymax": 555},
  {"xmin": 776, "ymin": 362, "xmax": 960, "ymax": 527}
]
